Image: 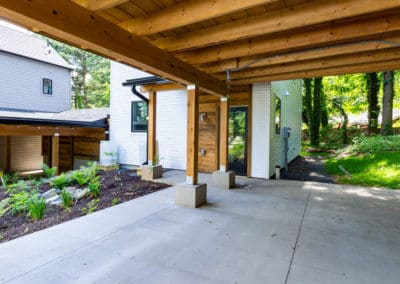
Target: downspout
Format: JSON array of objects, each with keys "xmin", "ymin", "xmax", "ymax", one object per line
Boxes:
[{"xmin": 131, "ymin": 85, "xmax": 149, "ymax": 165}]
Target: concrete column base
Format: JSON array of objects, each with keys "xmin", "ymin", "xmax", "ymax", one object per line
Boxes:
[
  {"xmin": 141, "ymin": 165, "xmax": 163, "ymax": 181},
  {"xmin": 175, "ymin": 183, "xmax": 207, "ymax": 208},
  {"xmin": 212, "ymin": 170, "xmax": 235, "ymax": 189}
]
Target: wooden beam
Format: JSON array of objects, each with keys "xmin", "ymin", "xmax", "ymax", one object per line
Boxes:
[
  {"xmin": 201, "ymin": 36, "xmax": 400, "ymax": 73},
  {"xmin": 119, "ymin": 0, "xmax": 278, "ymax": 36},
  {"xmin": 0, "ymin": 0, "xmax": 226, "ymax": 96},
  {"xmin": 219, "ymin": 98, "xmax": 229, "ymax": 172},
  {"xmin": 0, "ymin": 124, "xmax": 105, "ymax": 139},
  {"xmin": 231, "ymin": 59, "xmax": 400, "ymax": 85},
  {"xmin": 140, "ymin": 83, "xmax": 185, "ymax": 93},
  {"xmin": 177, "ymin": 11, "xmax": 400, "ymax": 65},
  {"xmin": 5, "ymin": 136, "xmax": 11, "ymax": 171},
  {"xmin": 74, "ymin": 0, "xmax": 129, "ymax": 11},
  {"xmin": 148, "ymin": 91, "xmax": 157, "ymax": 164},
  {"xmin": 186, "ymin": 85, "xmax": 200, "ymax": 185},
  {"xmin": 153, "ymin": 0, "xmax": 400, "ymax": 52},
  {"xmin": 227, "ymin": 48, "xmax": 400, "ymax": 80},
  {"xmin": 51, "ymin": 134, "xmax": 60, "ymax": 175}
]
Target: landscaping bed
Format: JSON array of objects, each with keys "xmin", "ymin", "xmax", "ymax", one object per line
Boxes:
[{"xmin": 0, "ymin": 166, "xmax": 170, "ymax": 243}]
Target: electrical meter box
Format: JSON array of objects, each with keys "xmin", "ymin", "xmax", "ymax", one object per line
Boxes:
[{"xmin": 281, "ymin": 127, "xmax": 292, "ymax": 138}]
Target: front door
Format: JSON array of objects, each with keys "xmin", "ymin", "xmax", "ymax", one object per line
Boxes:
[{"xmin": 228, "ymin": 106, "xmax": 248, "ymax": 176}]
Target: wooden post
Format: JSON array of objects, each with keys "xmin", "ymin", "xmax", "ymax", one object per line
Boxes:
[
  {"xmin": 5, "ymin": 136, "xmax": 11, "ymax": 171},
  {"xmin": 219, "ymin": 97, "xmax": 229, "ymax": 172},
  {"xmin": 51, "ymin": 133, "xmax": 60, "ymax": 175},
  {"xmin": 186, "ymin": 84, "xmax": 200, "ymax": 185},
  {"xmin": 148, "ymin": 90, "xmax": 157, "ymax": 165}
]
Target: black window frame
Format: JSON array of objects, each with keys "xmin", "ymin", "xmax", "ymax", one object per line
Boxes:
[
  {"xmin": 42, "ymin": 78, "xmax": 53, "ymax": 95},
  {"xmin": 131, "ymin": 101, "xmax": 148, "ymax": 132},
  {"xmin": 275, "ymin": 94, "xmax": 282, "ymax": 135}
]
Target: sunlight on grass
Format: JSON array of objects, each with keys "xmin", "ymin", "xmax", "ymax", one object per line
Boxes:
[{"xmin": 326, "ymin": 152, "xmax": 400, "ymax": 189}]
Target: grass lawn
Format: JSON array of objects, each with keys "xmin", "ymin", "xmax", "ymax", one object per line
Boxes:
[{"xmin": 326, "ymin": 152, "xmax": 400, "ymax": 189}]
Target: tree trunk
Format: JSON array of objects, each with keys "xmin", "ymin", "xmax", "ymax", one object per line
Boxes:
[
  {"xmin": 366, "ymin": 72, "xmax": 380, "ymax": 135},
  {"xmin": 311, "ymin": 77, "xmax": 322, "ymax": 146},
  {"xmin": 381, "ymin": 71, "xmax": 395, "ymax": 136},
  {"xmin": 320, "ymin": 88, "xmax": 329, "ymax": 128}
]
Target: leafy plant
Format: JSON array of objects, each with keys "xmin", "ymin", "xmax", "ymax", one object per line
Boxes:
[
  {"xmin": 111, "ymin": 197, "xmax": 120, "ymax": 206},
  {"xmin": 27, "ymin": 195, "xmax": 46, "ymax": 220},
  {"xmin": 81, "ymin": 199, "xmax": 99, "ymax": 215},
  {"xmin": 1, "ymin": 172, "xmax": 19, "ymax": 188},
  {"xmin": 42, "ymin": 163, "xmax": 57, "ymax": 178},
  {"xmin": 88, "ymin": 176, "xmax": 101, "ymax": 197},
  {"xmin": 50, "ymin": 173, "xmax": 70, "ymax": 190},
  {"xmin": 60, "ymin": 189, "xmax": 74, "ymax": 208},
  {"xmin": 9, "ymin": 190, "xmax": 31, "ymax": 215},
  {"xmin": 7, "ymin": 180, "xmax": 29, "ymax": 192},
  {"xmin": 71, "ymin": 171, "xmax": 90, "ymax": 186}
]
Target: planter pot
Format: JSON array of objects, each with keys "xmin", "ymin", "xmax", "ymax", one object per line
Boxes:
[{"xmin": 141, "ymin": 165, "xmax": 163, "ymax": 181}]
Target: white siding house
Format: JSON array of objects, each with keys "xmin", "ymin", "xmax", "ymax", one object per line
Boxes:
[
  {"xmin": 0, "ymin": 25, "xmax": 72, "ymax": 113},
  {"xmin": 110, "ymin": 62, "xmax": 302, "ymax": 179}
]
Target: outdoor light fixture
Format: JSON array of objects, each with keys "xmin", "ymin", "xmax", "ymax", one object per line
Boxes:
[
  {"xmin": 200, "ymin": 113, "xmax": 207, "ymax": 121},
  {"xmin": 285, "ymin": 90, "xmax": 290, "ymax": 96}
]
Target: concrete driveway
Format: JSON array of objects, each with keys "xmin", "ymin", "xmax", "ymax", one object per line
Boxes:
[{"xmin": 1, "ymin": 170, "xmax": 399, "ymax": 283}]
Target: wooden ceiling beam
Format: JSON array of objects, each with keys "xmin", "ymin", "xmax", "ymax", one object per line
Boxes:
[
  {"xmin": 224, "ymin": 48, "xmax": 400, "ymax": 80},
  {"xmin": 153, "ymin": 0, "xmax": 400, "ymax": 52},
  {"xmin": 231, "ymin": 60, "xmax": 400, "ymax": 85},
  {"xmin": 119, "ymin": 0, "xmax": 279, "ymax": 36},
  {"xmin": 0, "ymin": 0, "xmax": 226, "ymax": 96},
  {"xmin": 178, "ymin": 11, "xmax": 400, "ymax": 65},
  {"xmin": 74, "ymin": 0, "xmax": 129, "ymax": 11},
  {"xmin": 200, "ymin": 36, "xmax": 400, "ymax": 74}
]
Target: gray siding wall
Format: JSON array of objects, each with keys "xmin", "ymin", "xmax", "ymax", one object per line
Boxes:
[{"xmin": 0, "ymin": 51, "xmax": 71, "ymax": 112}]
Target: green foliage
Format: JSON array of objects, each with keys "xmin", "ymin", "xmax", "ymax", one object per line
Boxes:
[
  {"xmin": 60, "ymin": 190, "xmax": 74, "ymax": 208},
  {"xmin": 0, "ymin": 198, "xmax": 10, "ymax": 218},
  {"xmin": 44, "ymin": 37, "xmax": 110, "ymax": 109},
  {"xmin": 9, "ymin": 190, "xmax": 31, "ymax": 215},
  {"xmin": 111, "ymin": 197, "xmax": 120, "ymax": 206},
  {"xmin": 71, "ymin": 171, "xmax": 90, "ymax": 186},
  {"xmin": 7, "ymin": 180, "xmax": 29, "ymax": 192},
  {"xmin": 1, "ymin": 172, "xmax": 19, "ymax": 187},
  {"xmin": 42, "ymin": 163, "xmax": 57, "ymax": 178},
  {"xmin": 81, "ymin": 199, "xmax": 100, "ymax": 215},
  {"xmin": 326, "ymin": 152, "xmax": 400, "ymax": 189},
  {"xmin": 50, "ymin": 173, "xmax": 71, "ymax": 190},
  {"xmin": 27, "ymin": 195, "xmax": 46, "ymax": 220},
  {"xmin": 88, "ymin": 176, "xmax": 101, "ymax": 198},
  {"xmin": 348, "ymin": 135, "xmax": 400, "ymax": 154}
]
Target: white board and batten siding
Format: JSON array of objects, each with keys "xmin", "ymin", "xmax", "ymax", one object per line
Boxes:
[
  {"xmin": 0, "ymin": 51, "xmax": 71, "ymax": 113},
  {"xmin": 110, "ymin": 61, "xmax": 187, "ymax": 170},
  {"xmin": 251, "ymin": 80, "xmax": 302, "ymax": 179}
]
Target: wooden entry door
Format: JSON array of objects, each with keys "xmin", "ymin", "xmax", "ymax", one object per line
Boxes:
[{"xmin": 198, "ymin": 103, "xmax": 219, "ymax": 173}]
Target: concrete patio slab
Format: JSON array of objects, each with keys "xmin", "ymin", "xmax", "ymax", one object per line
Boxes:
[{"xmin": 1, "ymin": 170, "xmax": 399, "ymax": 283}]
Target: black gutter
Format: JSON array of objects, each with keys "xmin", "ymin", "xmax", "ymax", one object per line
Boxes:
[{"xmin": 0, "ymin": 116, "xmax": 107, "ymax": 128}]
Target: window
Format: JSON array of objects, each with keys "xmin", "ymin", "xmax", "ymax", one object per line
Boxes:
[
  {"xmin": 42, "ymin": 78, "xmax": 53, "ymax": 95},
  {"xmin": 275, "ymin": 95, "xmax": 281, "ymax": 134},
  {"xmin": 131, "ymin": 101, "xmax": 148, "ymax": 132}
]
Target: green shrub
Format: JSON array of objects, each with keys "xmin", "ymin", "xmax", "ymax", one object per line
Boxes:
[
  {"xmin": 60, "ymin": 189, "xmax": 74, "ymax": 208},
  {"xmin": 1, "ymin": 172, "xmax": 19, "ymax": 187},
  {"xmin": 81, "ymin": 199, "xmax": 99, "ymax": 215},
  {"xmin": 7, "ymin": 180, "xmax": 29, "ymax": 192},
  {"xmin": 88, "ymin": 176, "xmax": 101, "ymax": 197},
  {"xmin": 349, "ymin": 135, "xmax": 400, "ymax": 154},
  {"xmin": 111, "ymin": 197, "xmax": 120, "ymax": 206},
  {"xmin": 71, "ymin": 171, "xmax": 90, "ymax": 186},
  {"xmin": 42, "ymin": 163, "xmax": 57, "ymax": 178},
  {"xmin": 27, "ymin": 195, "xmax": 46, "ymax": 220},
  {"xmin": 50, "ymin": 173, "xmax": 71, "ymax": 190},
  {"xmin": 9, "ymin": 190, "xmax": 31, "ymax": 215}
]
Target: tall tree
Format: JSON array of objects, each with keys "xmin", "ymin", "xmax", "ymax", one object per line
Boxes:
[
  {"xmin": 311, "ymin": 77, "xmax": 322, "ymax": 146},
  {"xmin": 44, "ymin": 37, "xmax": 110, "ymax": 109},
  {"xmin": 303, "ymin": 78, "xmax": 313, "ymax": 127},
  {"xmin": 320, "ymin": 88, "xmax": 329, "ymax": 128},
  {"xmin": 381, "ymin": 71, "xmax": 395, "ymax": 135},
  {"xmin": 366, "ymin": 72, "xmax": 380, "ymax": 135}
]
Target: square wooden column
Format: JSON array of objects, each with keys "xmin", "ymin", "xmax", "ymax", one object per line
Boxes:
[
  {"xmin": 219, "ymin": 97, "xmax": 229, "ymax": 171},
  {"xmin": 147, "ymin": 90, "xmax": 157, "ymax": 165},
  {"xmin": 51, "ymin": 133, "xmax": 60, "ymax": 175},
  {"xmin": 186, "ymin": 84, "xmax": 200, "ymax": 185}
]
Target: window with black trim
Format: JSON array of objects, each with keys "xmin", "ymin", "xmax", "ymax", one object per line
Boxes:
[
  {"xmin": 275, "ymin": 95, "xmax": 281, "ymax": 134},
  {"xmin": 131, "ymin": 101, "xmax": 148, "ymax": 132},
  {"xmin": 42, "ymin": 78, "xmax": 53, "ymax": 95}
]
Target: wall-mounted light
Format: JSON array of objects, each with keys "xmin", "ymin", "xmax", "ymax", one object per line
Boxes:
[
  {"xmin": 285, "ymin": 90, "xmax": 290, "ymax": 96},
  {"xmin": 200, "ymin": 113, "xmax": 207, "ymax": 121}
]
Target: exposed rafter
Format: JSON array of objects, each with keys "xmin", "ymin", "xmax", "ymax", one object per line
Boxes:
[
  {"xmin": 0, "ymin": 0, "xmax": 226, "ymax": 96},
  {"xmin": 231, "ymin": 60, "xmax": 400, "ymax": 85},
  {"xmin": 74, "ymin": 0, "xmax": 129, "ymax": 11},
  {"xmin": 119, "ymin": 0, "xmax": 278, "ymax": 36},
  {"xmin": 200, "ymin": 37, "xmax": 400, "ymax": 74},
  {"xmin": 177, "ymin": 11, "xmax": 400, "ymax": 65},
  {"xmin": 153, "ymin": 0, "xmax": 400, "ymax": 52},
  {"xmin": 223, "ymin": 48, "xmax": 400, "ymax": 80}
]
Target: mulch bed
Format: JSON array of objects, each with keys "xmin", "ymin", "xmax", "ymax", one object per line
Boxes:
[{"xmin": 0, "ymin": 170, "xmax": 170, "ymax": 243}]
